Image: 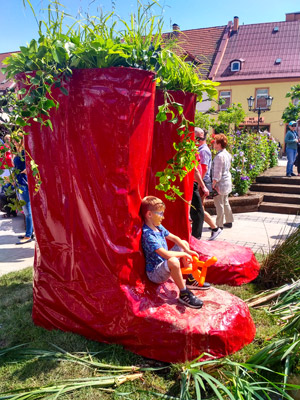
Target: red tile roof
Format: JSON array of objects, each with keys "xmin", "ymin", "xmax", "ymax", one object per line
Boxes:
[
  {"xmin": 163, "ymin": 26, "xmax": 226, "ymax": 78},
  {"xmin": 213, "ymin": 20, "xmax": 300, "ymax": 81}
]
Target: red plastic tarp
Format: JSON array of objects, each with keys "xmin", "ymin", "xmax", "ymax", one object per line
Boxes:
[
  {"xmin": 147, "ymin": 90, "xmax": 195, "ymax": 241},
  {"xmin": 190, "ymin": 237, "xmax": 260, "ymax": 286},
  {"xmin": 24, "ymin": 67, "xmax": 256, "ymax": 363}
]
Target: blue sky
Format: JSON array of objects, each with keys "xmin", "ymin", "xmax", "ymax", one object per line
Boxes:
[{"xmin": 1, "ymin": 0, "xmax": 300, "ymax": 53}]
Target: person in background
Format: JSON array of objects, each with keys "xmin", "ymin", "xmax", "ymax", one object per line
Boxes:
[
  {"xmin": 295, "ymin": 123, "xmax": 300, "ymax": 176},
  {"xmin": 211, "ymin": 134, "xmax": 234, "ymax": 230},
  {"xmin": 285, "ymin": 121, "xmax": 299, "ymax": 177},
  {"xmin": 190, "ymin": 161, "xmax": 206, "ymax": 240},
  {"xmin": 195, "ymin": 128, "xmax": 222, "ymax": 241},
  {"xmin": 13, "ymin": 134, "xmax": 34, "ymax": 244}
]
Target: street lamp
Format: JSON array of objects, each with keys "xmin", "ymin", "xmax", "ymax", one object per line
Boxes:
[{"xmin": 247, "ymin": 95, "xmax": 273, "ymax": 132}]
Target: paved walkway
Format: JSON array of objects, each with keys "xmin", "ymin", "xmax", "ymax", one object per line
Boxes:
[
  {"xmin": 201, "ymin": 211, "xmax": 300, "ymax": 253},
  {"xmin": 1, "ymin": 159, "xmax": 299, "ymax": 277},
  {"xmin": 1, "ymin": 211, "xmax": 300, "ymax": 278},
  {"xmin": 0, "ymin": 211, "xmax": 35, "ymax": 277}
]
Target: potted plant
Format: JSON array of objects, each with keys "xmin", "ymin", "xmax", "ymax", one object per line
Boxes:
[{"xmin": 1, "ymin": 0, "xmax": 256, "ymax": 363}]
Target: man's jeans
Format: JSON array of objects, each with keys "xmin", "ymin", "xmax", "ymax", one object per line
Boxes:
[
  {"xmin": 19, "ymin": 185, "xmax": 33, "ymax": 237},
  {"xmin": 286, "ymin": 148, "xmax": 297, "ymax": 175}
]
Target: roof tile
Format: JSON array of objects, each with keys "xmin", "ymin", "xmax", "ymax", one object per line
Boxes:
[
  {"xmin": 163, "ymin": 26, "xmax": 226, "ymax": 78},
  {"xmin": 214, "ymin": 20, "xmax": 300, "ymax": 81}
]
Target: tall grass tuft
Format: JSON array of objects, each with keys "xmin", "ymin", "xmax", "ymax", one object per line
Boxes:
[{"xmin": 259, "ymin": 223, "xmax": 300, "ymax": 288}]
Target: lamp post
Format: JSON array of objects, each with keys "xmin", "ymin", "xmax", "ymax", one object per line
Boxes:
[{"xmin": 247, "ymin": 95, "xmax": 273, "ymax": 132}]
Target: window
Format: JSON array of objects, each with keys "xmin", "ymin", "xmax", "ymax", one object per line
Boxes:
[
  {"xmin": 231, "ymin": 61, "xmax": 241, "ymax": 72},
  {"xmin": 256, "ymin": 88, "xmax": 269, "ymax": 109},
  {"xmin": 219, "ymin": 90, "xmax": 231, "ymax": 110}
]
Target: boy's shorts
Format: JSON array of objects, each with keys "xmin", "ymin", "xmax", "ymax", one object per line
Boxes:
[{"xmin": 146, "ymin": 244, "xmax": 183, "ymax": 284}]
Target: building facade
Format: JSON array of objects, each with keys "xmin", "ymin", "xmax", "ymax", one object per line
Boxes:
[
  {"xmin": 168, "ymin": 12, "xmax": 300, "ymax": 144},
  {"xmin": 209, "ymin": 13, "xmax": 300, "ymax": 144}
]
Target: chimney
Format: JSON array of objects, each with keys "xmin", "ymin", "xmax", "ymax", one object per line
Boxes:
[
  {"xmin": 172, "ymin": 23, "xmax": 180, "ymax": 32},
  {"xmin": 233, "ymin": 16, "xmax": 239, "ymax": 32},
  {"xmin": 286, "ymin": 12, "xmax": 300, "ymax": 22}
]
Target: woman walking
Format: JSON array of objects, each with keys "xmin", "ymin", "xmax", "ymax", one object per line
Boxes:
[{"xmin": 212, "ymin": 134, "xmax": 234, "ymax": 229}]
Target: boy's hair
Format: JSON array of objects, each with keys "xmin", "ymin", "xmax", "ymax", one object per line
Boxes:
[
  {"xmin": 214, "ymin": 133, "xmax": 228, "ymax": 149},
  {"xmin": 140, "ymin": 196, "xmax": 165, "ymax": 219}
]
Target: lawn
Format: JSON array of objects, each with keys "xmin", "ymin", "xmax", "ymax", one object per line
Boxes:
[{"xmin": 2, "ymin": 265, "xmax": 297, "ymax": 399}]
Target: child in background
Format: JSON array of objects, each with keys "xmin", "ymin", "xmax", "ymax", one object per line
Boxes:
[{"xmin": 141, "ymin": 196, "xmax": 209, "ymax": 309}]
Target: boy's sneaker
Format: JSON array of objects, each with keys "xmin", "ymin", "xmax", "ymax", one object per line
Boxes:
[
  {"xmin": 223, "ymin": 222, "xmax": 233, "ymax": 228},
  {"xmin": 179, "ymin": 289, "xmax": 203, "ymax": 309},
  {"xmin": 186, "ymin": 274, "xmax": 211, "ymax": 290},
  {"xmin": 208, "ymin": 227, "xmax": 222, "ymax": 241}
]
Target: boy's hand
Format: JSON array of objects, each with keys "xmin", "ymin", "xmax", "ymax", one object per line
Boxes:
[
  {"xmin": 186, "ymin": 249, "xmax": 199, "ymax": 258},
  {"xmin": 182, "ymin": 252, "xmax": 193, "ymax": 262}
]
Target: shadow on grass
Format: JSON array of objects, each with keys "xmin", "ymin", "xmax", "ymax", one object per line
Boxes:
[
  {"xmin": 0, "ymin": 267, "xmax": 159, "ymax": 384},
  {"xmin": 8, "ymin": 358, "xmax": 59, "ymax": 383}
]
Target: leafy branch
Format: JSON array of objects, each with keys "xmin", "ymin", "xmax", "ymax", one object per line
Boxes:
[
  {"xmin": 1, "ymin": 0, "xmax": 219, "ymax": 204},
  {"xmin": 155, "ymin": 92, "xmax": 198, "ymax": 201}
]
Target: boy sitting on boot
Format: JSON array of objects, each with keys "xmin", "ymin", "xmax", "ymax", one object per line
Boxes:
[{"xmin": 141, "ymin": 196, "xmax": 210, "ymax": 309}]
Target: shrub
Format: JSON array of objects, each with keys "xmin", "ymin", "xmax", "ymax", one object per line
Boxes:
[
  {"xmin": 1, "ymin": 0, "xmax": 219, "ymax": 202},
  {"xmin": 259, "ymin": 224, "xmax": 300, "ymax": 288},
  {"xmin": 228, "ymin": 129, "xmax": 279, "ymax": 195},
  {"xmin": 195, "ymin": 106, "xmax": 279, "ymax": 196}
]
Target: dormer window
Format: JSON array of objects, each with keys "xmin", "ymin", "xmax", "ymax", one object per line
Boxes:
[{"xmin": 230, "ymin": 60, "xmax": 242, "ymax": 72}]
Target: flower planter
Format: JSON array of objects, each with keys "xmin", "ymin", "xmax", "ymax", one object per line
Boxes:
[
  {"xmin": 24, "ymin": 68, "xmax": 255, "ymax": 362},
  {"xmin": 205, "ymin": 193, "xmax": 264, "ymax": 215}
]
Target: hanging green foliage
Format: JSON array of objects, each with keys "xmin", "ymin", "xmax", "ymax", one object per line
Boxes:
[{"xmin": 1, "ymin": 0, "xmax": 219, "ymax": 201}]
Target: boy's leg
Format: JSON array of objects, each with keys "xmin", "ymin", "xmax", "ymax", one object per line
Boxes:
[
  {"xmin": 147, "ymin": 252, "xmax": 203, "ymax": 309},
  {"xmin": 146, "ymin": 260, "xmax": 172, "ymax": 284},
  {"xmin": 168, "ymin": 257, "xmax": 185, "ymax": 290},
  {"xmin": 171, "ymin": 241, "xmax": 191, "ymax": 270},
  {"xmin": 171, "ymin": 243, "xmax": 211, "ymax": 290},
  {"xmin": 168, "ymin": 257, "xmax": 203, "ymax": 308}
]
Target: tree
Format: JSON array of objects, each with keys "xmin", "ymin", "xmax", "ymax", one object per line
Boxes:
[
  {"xmin": 215, "ymin": 103, "xmax": 246, "ymax": 133},
  {"xmin": 195, "ymin": 103, "xmax": 246, "ymax": 134},
  {"xmin": 282, "ymin": 84, "xmax": 300, "ymax": 123}
]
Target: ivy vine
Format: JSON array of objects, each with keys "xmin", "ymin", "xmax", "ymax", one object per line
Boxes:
[{"xmin": 0, "ymin": 0, "xmax": 219, "ymax": 204}]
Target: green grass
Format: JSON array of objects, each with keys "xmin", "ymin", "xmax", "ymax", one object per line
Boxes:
[
  {"xmin": 1, "ymin": 267, "xmax": 293, "ymax": 399},
  {"xmin": 0, "ymin": 268, "xmax": 177, "ymax": 399},
  {"xmin": 259, "ymin": 224, "xmax": 300, "ymax": 288}
]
